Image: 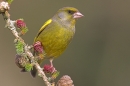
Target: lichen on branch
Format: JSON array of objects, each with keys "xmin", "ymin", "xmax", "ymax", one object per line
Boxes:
[
  {"xmin": 0, "ymin": 1, "xmax": 74, "ymax": 86},
  {"xmin": 0, "ymin": 1, "xmax": 52, "ymax": 86}
]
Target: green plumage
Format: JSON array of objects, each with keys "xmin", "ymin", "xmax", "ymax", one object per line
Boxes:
[
  {"xmin": 35, "ymin": 18, "xmax": 75, "ymax": 58},
  {"xmin": 31, "ymin": 7, "xmax": 83, "ymax": 77}
]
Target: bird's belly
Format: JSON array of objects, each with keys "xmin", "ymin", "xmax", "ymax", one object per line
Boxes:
[{"xmin": 39, "ymin": 28, "xmax": 74, "ymax": 58}]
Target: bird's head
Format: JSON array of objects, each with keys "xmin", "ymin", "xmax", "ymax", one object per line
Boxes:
[{"xmin": 53, "ymin": 7, "xmax": 83, "ymax": 26}]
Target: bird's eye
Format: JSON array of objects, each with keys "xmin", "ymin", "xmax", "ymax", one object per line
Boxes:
[{"xmin": 68, "ymin": 10, "xmax": 74, "ymax": 14}]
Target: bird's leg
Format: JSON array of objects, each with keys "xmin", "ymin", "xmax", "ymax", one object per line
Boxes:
[
  {"xmin": 43, "ymin": 59, "xmax": 56, "ymax": 74},
  {"xmin": 49, "ymin": 59, "xmax": 56, "ymax": 73},
  {"xmin": 49, "ymin": 59, "xmax": 53, "ymax": 67}
]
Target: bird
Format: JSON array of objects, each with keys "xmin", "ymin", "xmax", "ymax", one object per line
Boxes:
[{"xmin": 31, "ymin": 7, "xmax": 83, "ymax": 77}]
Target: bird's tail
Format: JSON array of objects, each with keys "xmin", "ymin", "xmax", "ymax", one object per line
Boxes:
[
  {"xmin": 31, "ymin": 66, "xmax": 37, "ymax": 77},
  {"xmin": 30, "ymin": 49, "xmax": 37, "ymax": 77},
  {"xmin": 31, "ymin": 58, "xmax": 44, "ymax": 77},
  {"xmin": 31, "ymin": 49, "xmax": 44, "ymax": 77}
]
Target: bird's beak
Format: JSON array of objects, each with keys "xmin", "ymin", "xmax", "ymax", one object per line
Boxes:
[{"xmin": 73, "ymin": 12, "xmax": 84, "ymax": 19}]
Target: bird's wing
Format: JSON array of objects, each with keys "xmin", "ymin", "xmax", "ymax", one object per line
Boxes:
[{"xmin": 34, "ymin": 19, "xmax": 52, "ymax": 42}]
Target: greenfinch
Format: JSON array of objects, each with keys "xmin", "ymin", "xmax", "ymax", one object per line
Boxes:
[{"xmin": 31, "ymin": 7, "xmax": 83, "ymax": 77}]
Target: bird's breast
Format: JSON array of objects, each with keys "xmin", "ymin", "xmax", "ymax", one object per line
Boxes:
[{"xmin": 36, "ymin": 25, "xmax": 75, "ymax": 58}]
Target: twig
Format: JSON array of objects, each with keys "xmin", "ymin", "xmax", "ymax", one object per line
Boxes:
[
  {"xmin": 1, "ymin": 1, "xmax": 75, "ymax": 86},
  {"xmin": 0, "ymin": 1, "xmax": 52, "ymax": 86}
]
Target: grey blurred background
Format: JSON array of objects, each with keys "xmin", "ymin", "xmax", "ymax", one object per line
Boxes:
[{"xmin": 0, "ymin": 0, "xmax": 130, "ymax": 86}]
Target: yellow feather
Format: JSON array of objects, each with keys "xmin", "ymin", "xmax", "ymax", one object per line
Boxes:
[
  {"xmin": 34, "ymin": 19, "xmax": 52, "ymax": 42},
  {"xmin": 39, "ymin": 19, "xmax": 52, "ymax": 33}
]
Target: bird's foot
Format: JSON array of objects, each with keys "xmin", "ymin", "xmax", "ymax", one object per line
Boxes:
[{"xmin": 43, "ymin": 64, "xmax": 56, "ymax": 74}]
